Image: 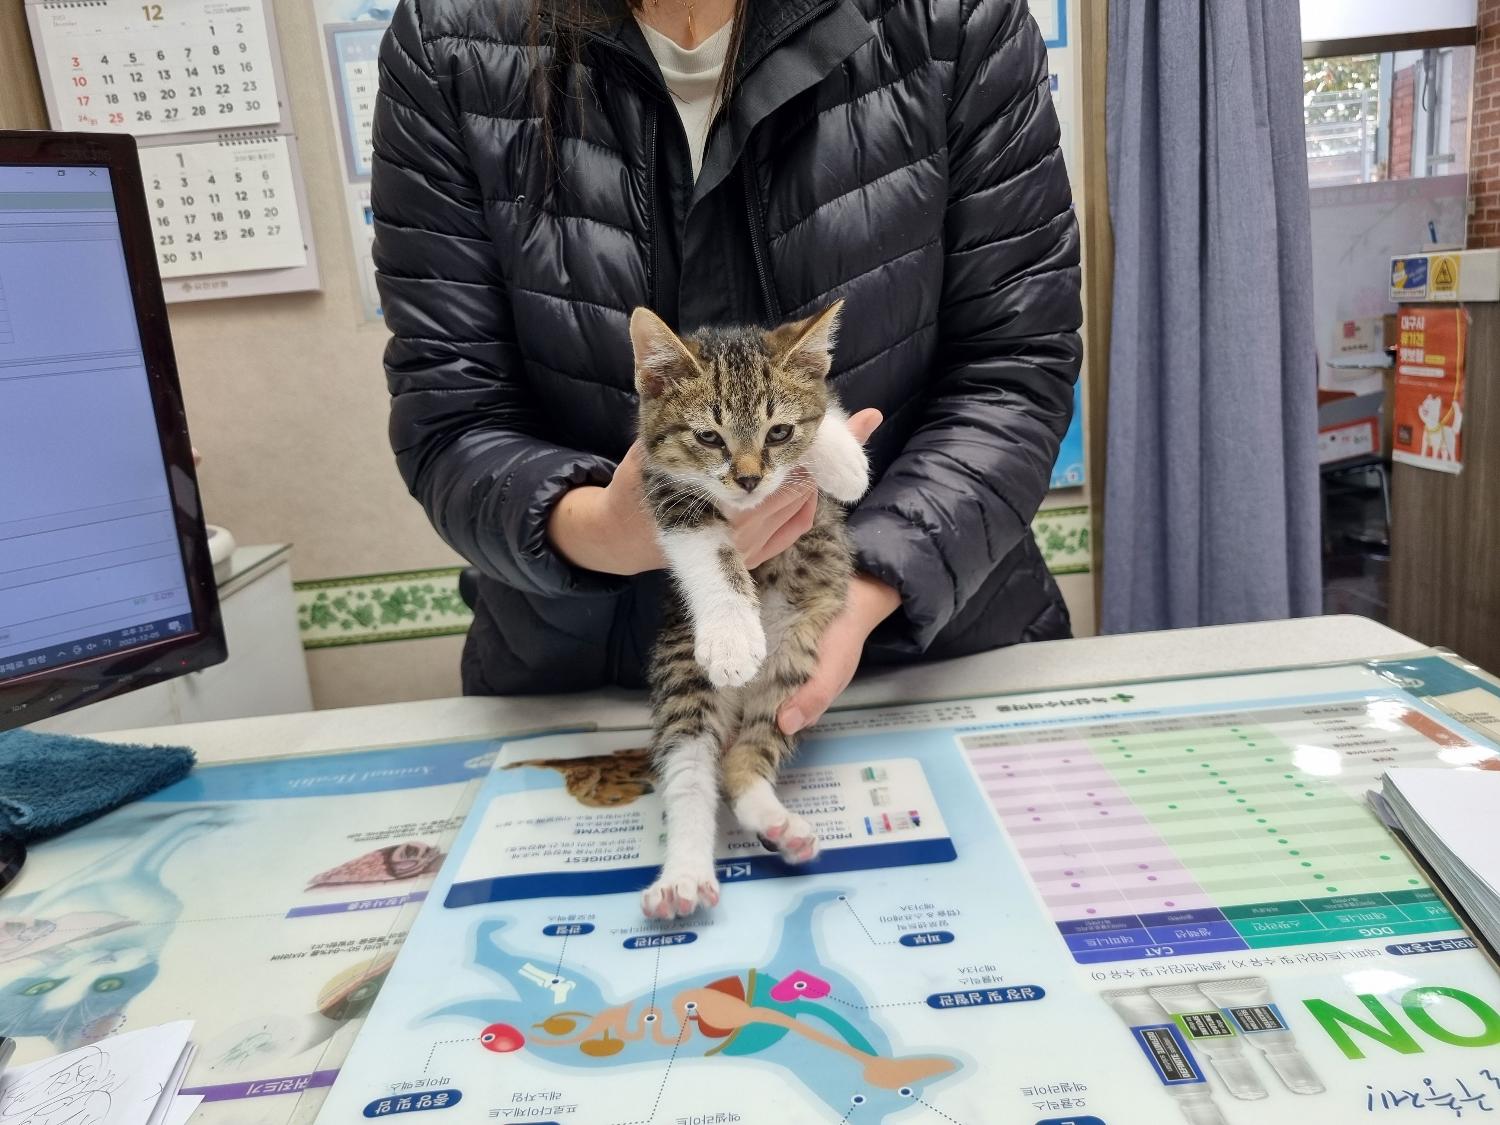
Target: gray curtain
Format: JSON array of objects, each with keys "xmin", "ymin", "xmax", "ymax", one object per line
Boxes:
[{"xmin": 1101, "ymin": 0, "xmax": 1322, "ymax": 633}]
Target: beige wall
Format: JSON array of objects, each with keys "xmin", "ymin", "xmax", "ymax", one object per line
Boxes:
[{"xmin": 2, "ymin": 0, "xmax": 467, "ymax": 706}]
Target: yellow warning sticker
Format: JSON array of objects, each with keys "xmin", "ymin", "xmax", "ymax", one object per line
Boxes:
[{"xmin": 1431, "ymin": 254, "xmax": 1460, "ymax": 299}]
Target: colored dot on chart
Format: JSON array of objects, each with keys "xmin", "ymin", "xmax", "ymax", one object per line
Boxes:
[
  {"xmin": 1071, "ymin": 882, "xmax": 1081, "ymax": 888},
  {"xmin": 1328, "ymin": 887, "xmax": 1340, "ymax": 893},
  {"xmin": 1086, "ymin": 908, "xmax": 1098, "ymax": 914},
  {"xmin": 1137, "ymin": 768, "xmax": 1147, "ymax": 774},
  {"xmin": 1032, "ymin": 816, "xmax": 1041, "ymax": 822},
  {"xmin": 1227, "ymin": 788, "xmax": 1237, "ymax": 794},
  {"xmin": 1295, "ymin": 783, "xmax": 1305, "ymax": 789},
  {"xmin": 1301, "ymin": 862, "xmax": 1312, "ymax": 868},
  {"xmin": 1278, "ymin": 838, "xmax": 1288, "ymax": 844},
  {"xmin": 1138, "ymin": 863, "xmax": 1150, "ymax": 870},
  {"xmin": 1124, "ymin": 753, "xmax": 1134, "ymax": 759},
  {"xmin": 1218, "ymin": 780, "xmax": 1229, "ymax": 786},
  {"xmin": 1168, "ymin": 803, "xmax": 1179, "ymax": 810},
  {"xmin": 1064, "ymin": 870, "xmax": 1075, "ymax": 876},
  {"xmin": 1027, "ymin": 806, "xmax": 1036, "ymax": 812},
  {"xmin": 1100, "ymin": 810, "xmax": 1110, "ymax": 816},
  {"xmin": 1264, "ymin": 757, "xmax": 1274, "ymax": 763},
  {"xmin": 1236, "ymin": 798, "xmax": 1247, "ymax": 804},
  {"xmin": 1147, "ymin": 875, "xmax": 1158, "ymax": 881},
  {"xmin": 1290, "ymin": 849, "xmax": 1301, "ymax": 855},
  {"xmin": 1247, "ymin": 807, "xmax": 1258, "ymax": 813},
  {"xmin": 1380, "ymin": 854, "xmax": 1392, "ymax": 861},
  {"xmin": 1284, "ymin": 773, "xmax": 1294, "ymax": 779},
  {"xmin": 1409, "ymin": 879, "xmax": 1422, "ymax": 886},
  {"xmin": 1314, "ymin": 874, "xmax": 1326, "ymax": 880},
  {"xmin": 1164, "ymin": 900, "xmax": 1177, "ymax": 907},
  {"xmin": 1305, "ymin": 792, "xmax": 1316, "ymax": 798}
]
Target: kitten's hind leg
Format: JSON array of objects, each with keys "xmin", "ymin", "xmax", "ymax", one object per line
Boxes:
[
  {"xmin": 724, "ymin": 689, "xmax": 819, "ymax": 866},
  {"xmin": 643, "ymin": 624, "xmax": 731, "ymax": 920}
]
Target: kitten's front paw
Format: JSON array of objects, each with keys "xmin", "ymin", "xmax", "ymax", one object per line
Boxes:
[
  {"xmin": 811, "ymin": 437, "xmax": 870, "ymax": 503},
  {"xmin": 695, "ymin": 617, "xmax": 766, "ymax": 687},
  {"xmin": 641, "ymin": 863, "xmax": 721, "ymax": 919}
]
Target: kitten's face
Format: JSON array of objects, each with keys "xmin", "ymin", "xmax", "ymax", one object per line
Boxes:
[{"xmin": 630, "ymin": 305, "xmax": 841, "ymax": 511}]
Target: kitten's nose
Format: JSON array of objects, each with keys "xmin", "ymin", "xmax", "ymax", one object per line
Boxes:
[{"xmin": 735, "ymin": 473, "xmax": 762, "ymax": 493}]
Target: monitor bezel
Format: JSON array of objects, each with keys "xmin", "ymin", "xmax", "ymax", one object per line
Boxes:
[{"xmin": 0, "ymin": 130, "xmax": 226, "ymax": 731}]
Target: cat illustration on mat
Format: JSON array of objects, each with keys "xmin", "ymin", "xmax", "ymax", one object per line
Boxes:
[
  {"xmin": 632, "ymin": 302, "xmax": 869, "ymax": 920},
  {"xmin": 0, "ymin": 808, "xmax": 225, "ymax": 1049},
  {"xmin": 426, "ymin": 890, "xmax": 958, "ymax": 1122}
]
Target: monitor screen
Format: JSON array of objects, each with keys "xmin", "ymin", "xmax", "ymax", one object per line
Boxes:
[{"xmin": 0, "ymin": 134, "xmax": 223, "ymax": 728}]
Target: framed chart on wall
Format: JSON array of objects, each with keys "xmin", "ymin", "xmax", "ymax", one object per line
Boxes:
[
  {"xmin": 320, "ymin": 19, "xmax": 385, "ymax": 321},
  {"xmin": 25, "ymin": 0, "xmax": 320, "ymax": 302},
  {"xmin": 312, "ymin": 0, "xmax": 391, "ymax": 322}
]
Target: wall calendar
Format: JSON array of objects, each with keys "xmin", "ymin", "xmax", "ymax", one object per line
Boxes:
[{"xmin": 25, "ymin": 0, "xmax": 320, "ymax": 302}]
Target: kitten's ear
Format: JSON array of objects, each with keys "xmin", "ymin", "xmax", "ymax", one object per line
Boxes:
[
  {"xmin": 630, "ymin": 307, "xmax": 701, "ymax": 397},
  {"xmin": 768, "ymin": 299, "xmax": 844, "ymax": 380}
]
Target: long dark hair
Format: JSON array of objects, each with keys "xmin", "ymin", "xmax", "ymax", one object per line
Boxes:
[{"xmin": 526, "ymin": 0, "xmax": 751, "ymax": 189}]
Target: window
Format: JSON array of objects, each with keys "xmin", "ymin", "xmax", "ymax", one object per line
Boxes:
[{"xmin": 1304, "ymin": 47, "xmax": 1473, "ymax": 186}]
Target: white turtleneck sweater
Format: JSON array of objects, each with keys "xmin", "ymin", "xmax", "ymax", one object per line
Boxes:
[{"xmin": 638, "ymin": 19, "xmax": 732, "ymax": 180}]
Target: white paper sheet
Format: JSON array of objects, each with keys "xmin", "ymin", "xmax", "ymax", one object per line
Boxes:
[{"xmin": 0, "ymin": 1022, "xmax": 194, "ymax": 1125}]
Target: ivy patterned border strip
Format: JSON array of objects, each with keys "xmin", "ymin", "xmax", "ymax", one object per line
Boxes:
[
  {"xmin": 296, "ymin": 567, "xmax": 473, "ymax": 650},
  {"xmin": 296, "ymin": 507, "xmax": 1091, "ymax": 649},
  {"xmin": 1033, "ymin": 504, "xmax": 1091, "ymax": 576}
]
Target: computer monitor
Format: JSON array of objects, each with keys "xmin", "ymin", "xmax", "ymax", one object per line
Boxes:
[{"xmin": 0, "ymin": 131, "xmax": 226, "ymax": 731}]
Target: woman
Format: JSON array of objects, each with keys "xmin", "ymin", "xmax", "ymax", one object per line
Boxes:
[{"xmin": 371, "ymin": 0, "xmax": 1081, "ymax": 729}]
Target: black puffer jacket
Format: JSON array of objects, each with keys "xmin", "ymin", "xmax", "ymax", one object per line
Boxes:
[{"xmin": 373, "ymin": 0, "xmax": 1082, "ymax": 694}]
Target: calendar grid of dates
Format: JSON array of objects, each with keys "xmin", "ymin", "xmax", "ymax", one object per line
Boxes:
[
  {"xmin": 140, "ymin": 137, "xmax": 306, "ymax": 277},
  {"xmin": 40, "ymin": 0, "xmax": 280, "ymax": 138}
]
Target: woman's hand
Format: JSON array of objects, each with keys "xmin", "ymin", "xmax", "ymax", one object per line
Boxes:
[
  {"xmin": 778, "ymin": 572, "xmax": 901, "ymax": 735},
  {"xmin": 547, "ymin": 409, "xmax": 882, "ymax": 576}
]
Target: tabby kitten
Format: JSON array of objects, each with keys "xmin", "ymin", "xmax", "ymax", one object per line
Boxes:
[{"xmin": 629, "ymin": 301, "xmax": 870, "ymax": 920}]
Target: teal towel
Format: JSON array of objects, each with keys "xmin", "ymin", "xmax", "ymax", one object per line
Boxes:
[{"xmin": 0, "ymin": 729, "xmax": 195, "ymax": 842}]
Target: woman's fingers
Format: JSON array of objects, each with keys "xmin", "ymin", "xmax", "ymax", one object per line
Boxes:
[
  {"xmin": 744, "ymin": 493, "xmax": 817, "ymax": 568},
  {"xmin": 846, "ymin": 407, "xmax": 882, "ymax": 444}
]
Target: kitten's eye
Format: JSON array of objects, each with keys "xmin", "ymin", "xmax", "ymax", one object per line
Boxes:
[
  {"xmin": 766, "ymin": 424, "xmax": 794, "ymax": 445},
  {"xmin": 695, "ymin": 430, "xmax": 725, "ymax": 448}
]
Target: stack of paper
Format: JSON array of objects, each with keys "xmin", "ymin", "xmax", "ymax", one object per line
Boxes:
[
  {"xmin": 0, "ymin": 1021, "xmax": 200, "ymax": 1125},
  {"xmin": 1372, "ymin": 768, "xmax": 1500, "ymax": 961}
]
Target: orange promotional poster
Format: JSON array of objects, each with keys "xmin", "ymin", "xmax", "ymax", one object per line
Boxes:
[{"xmin": 1393, "ymin": 304, "xmax": 1467, "ymax": 474}]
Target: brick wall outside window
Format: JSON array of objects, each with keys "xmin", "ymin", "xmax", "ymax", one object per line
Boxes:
[{"xmin": 1470, "ymin": 0, "xmax": 1500, "ymax": 245}]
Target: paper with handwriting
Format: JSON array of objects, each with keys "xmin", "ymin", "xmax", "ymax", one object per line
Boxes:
[{"xmin": 0, "ymin": 1022, "xmax": 194, "ymax": 1125}]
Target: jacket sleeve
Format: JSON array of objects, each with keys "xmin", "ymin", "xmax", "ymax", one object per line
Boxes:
[
  {"xmin": 371, "ymin": 0, "xmax": 625, "ymax": 598},
  {"xmin": 845, "ymin": 0, "xmax": 1082, "ymax": 652}
]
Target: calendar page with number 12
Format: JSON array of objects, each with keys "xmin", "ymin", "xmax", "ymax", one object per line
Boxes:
[{"xmin": 34, "ymin": 0, "xmax": 281, "ymax": 137}]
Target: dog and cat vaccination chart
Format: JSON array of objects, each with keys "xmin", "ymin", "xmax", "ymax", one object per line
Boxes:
[{"xmin": 315, "ymin": 651, "xmax": 1500, "ymax": 1125}]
